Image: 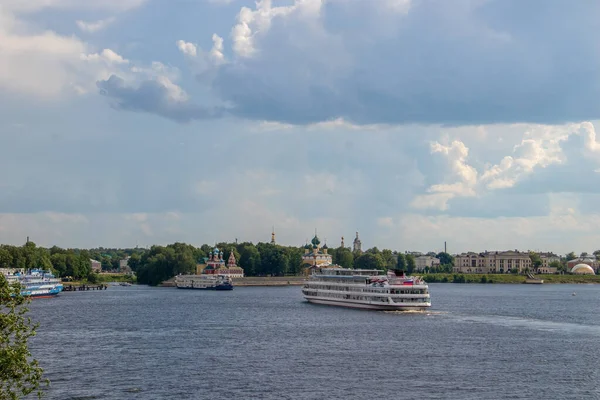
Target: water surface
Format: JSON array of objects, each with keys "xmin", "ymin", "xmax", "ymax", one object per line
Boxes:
[{"xmin": 29, "ymin": 283, "xmax": 600, "ymax": 399}]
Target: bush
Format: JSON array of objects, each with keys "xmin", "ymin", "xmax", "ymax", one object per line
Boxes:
[{"xmin": 87, "ymin": 272, "xmax": 99, "ymax": 284}]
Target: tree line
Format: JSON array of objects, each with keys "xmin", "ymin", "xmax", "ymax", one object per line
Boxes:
[
  {"xmin": 0, "ymin": 242, "xmax": 143, "ymax": 280},
  {"xmin": 0, "ymin": 240, "xmax": 457, "ymax": 285}
]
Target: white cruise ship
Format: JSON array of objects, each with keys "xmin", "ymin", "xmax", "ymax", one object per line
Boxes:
[{"xmin": 302, "ymin": 268, "xmax": 431, "ymax": 311}]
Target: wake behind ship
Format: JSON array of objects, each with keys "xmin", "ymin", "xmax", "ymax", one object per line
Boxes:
[{"xmin": 302, "ymin": 268, "xmax": 431, "ymax": 311}]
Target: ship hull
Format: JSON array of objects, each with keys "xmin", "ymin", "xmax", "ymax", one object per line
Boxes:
[{"xmin": 304, "ymin": 296, "xmax": 430, "ymax": 311}]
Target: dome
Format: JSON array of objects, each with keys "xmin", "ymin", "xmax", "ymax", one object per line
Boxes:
[
  {"xmin": 322, "ymin": 243, "xmax": 328, "ymax": 249},
  {"xmin": 571, "ymin": 264, "xmax": 595, "ymax": 275},
  {"xmin": 213, "ymin": 247, "xmax": 220, "ymax": 254},
  {"xmin": 311, "ymin": 235, "xmax": 321, "ymax": 246}
]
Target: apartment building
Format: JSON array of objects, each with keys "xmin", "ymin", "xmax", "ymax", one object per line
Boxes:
[
  {"xmin": 454, "ymin": 251, "xmax": 532, "ymax": 274},
  {"xmin": 414, "ymin": 255, "xmax": 440, "ymax": 272}
]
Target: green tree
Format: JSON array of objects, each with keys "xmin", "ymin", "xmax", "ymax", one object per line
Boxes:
[
  {"xmin": 0, "ymin": 248, "xmax": 13, "ymax": 269},
  {"xmin": 566, "ymin": 252, "xmax": 577, "ymax": 261},
  {"xmin": 396, "ymin": 253, "xmax": 406, "ymax": 270},
  {"xmin": 239, "ymin": 245, "xmax": 261, "ymax": 276},
  {"xmin": 334, "ymin": 247, "xmax": 354, "ymax": 269},
  {"xmin": 354, "ymin": 253, "xmax": 384, "ymax": 270},
  {"xmin": 405, "ymin": 254, "xmax": 416, "ymax": 274},
  {"xmin": 381, "ymin": 249, "xmax": 397, "ymax": 270},
  {"xmin": 549, "ymin": 260, "xmax": 563, "ymax": 273},
  {"xmin": 436, "ymin": 252, "xmax": 454, "ymax": 267},
  {"xmin": 0, "ymin": 275, "xmax": 47, "ymax": 399},
  {"xmin": 529, "ymin": 253, "xmax": 542, "ymax": 271}
]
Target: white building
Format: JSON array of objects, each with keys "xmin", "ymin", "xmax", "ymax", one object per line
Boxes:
[{"xmin": 414, "ymin": 255, "xmax": 440, "ymax": 272}]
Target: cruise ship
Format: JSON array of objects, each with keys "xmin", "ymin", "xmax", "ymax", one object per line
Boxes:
[
  {"xmin": 4, "ymin": 269, "xmax": 64, "ymax": 298},
  {"xmin": 302, "ymin": 268, "xmax": 431, "ymax": 311},
  {"xmin": 175, "ymin": 274, "xmax": 233, "ymax": 290}
]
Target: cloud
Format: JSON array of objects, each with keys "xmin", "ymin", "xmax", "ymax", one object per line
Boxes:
[
  {"xmin": 97, "ymin": 74, "xmax": 223, "ymax": 122},
  {"xmin": 76, "ymin": 17, "xmax": 116, "ymax": 33},
  {"xmin": 143, "ymin": 0, "xmax": 600, "ymax": 125},
  {"xmin": 2, "ymin": 0, "xmax": 147, "ymax": 13},
  {"xmin": 0, "ymin": 1, "xmax": 148, "ymax": 98},
  {"xmin": 176, "ymin": 40, "xmax": 197, "ymax": 57},
  {"xmin": 412, "ymin": 122, "xmax": 598, "ymax": 211}
]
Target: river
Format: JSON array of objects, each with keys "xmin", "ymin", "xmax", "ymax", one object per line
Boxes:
[{"xmin": 28, "ymin": 283, "xmax": 600, "ymax": 399}]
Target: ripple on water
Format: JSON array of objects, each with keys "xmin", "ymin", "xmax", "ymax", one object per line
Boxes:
[{"xmin": 27, "ymin": 284, "xmax": 600, "ymax": 400}]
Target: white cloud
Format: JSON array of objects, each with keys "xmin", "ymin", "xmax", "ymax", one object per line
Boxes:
[
  {"xmin": 2, "ymin": 0, "xmax": 147, "ymax": 13},
  {"xmin": 0, "ymin": 3, "xmax": 155, "ymax": 98},
  {"xmin": 209, "ymin": 34, "xmax": 225, "ymax": 65},
  {"xmin": 76, "ymin": 17, "xmax": 116, "ymax": 33},
  {"xmin": 230, "ymin": 0, "xmax": 322, "ymax": 58},
  {"xmin": 413, "ymin": 123, "xmax": 599, "ymax": 211},
  {"xmin": 176, "ymin": 40, "xmax": 197, "ymax": 57}
]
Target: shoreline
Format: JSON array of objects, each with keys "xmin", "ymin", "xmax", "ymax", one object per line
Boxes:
[{"xmin": 159, "ymin": 273, "xmax": 600, "ymax": 287}]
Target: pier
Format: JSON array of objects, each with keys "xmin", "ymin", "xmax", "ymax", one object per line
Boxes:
[{"xmin": 63, "ymin": 284, "xmax": 108, "ymax": 292}]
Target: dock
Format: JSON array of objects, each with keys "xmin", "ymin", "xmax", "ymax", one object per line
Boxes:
[{"xmin": 62, "ymin": 284, "xmax": 108, "ymax": 292}]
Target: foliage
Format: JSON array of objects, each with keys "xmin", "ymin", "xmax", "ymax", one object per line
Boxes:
[
  {"xmin": 380, "ymin": 250, "xmax": 397, "ymax": 270},
  {"xmin": 565, "ymin": 252, "xmax": 577, "ymax": 261},
  {"xmin": 529, "ymin": 253, "xmax": 543, "ymax": 270},
  {"xmin": 396, "ymin": 253, "xmax": 406, "ymax": 270},
  {"xmin": 333, "ymin": 247, "xmax": 354, "ymax": 269},
  {"xmin": 354, "ymin": 253, "xmax": 385, "ymax": 270},
  {"xmin": 405, "ymin": 254, "xmax": 416, "ymax": 274},
  {"xmin": 549, "ymin": 260, "xmax": 563, "ymax": 272},
  {"xmin": 422, "ymin": 273, "xmax": 600, "ymax": 284},
  {"xmin": 0, "ymin": 275, "xmax": 47, "ymax": 399},
  {"xmin": 436, "ymin": 252, "xmax": 454, "ymax": 266}
]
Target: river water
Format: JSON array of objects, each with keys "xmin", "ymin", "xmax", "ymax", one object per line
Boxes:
[{"xmin": 28, "ymin": 283, "xmax": 600, "ymax": 399}]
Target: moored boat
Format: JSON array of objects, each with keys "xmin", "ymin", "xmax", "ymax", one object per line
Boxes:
[
  {"xmin": 4, "ymin": 269, "xmax": 64, "ymax": 298},
  {"xmin": 175, "ymin": 274, "xmax": 234, "ymax": 290},
  {"xmin": 302, "ymin": 267, "xmax": 431, "ymax": 311}
]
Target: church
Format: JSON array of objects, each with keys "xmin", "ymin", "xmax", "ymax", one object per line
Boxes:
[
  {"xmin": 198, "ymin": 247, "xmax": 245, "ymax": 278},
  {"xmin": 302, "ymin": 233, "xmax": 333, "ymax": 272}
]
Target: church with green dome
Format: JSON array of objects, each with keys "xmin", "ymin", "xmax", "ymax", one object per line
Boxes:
[{"xmin": 302, "ymin": 232, "xmax": 333, "ymax": 272}]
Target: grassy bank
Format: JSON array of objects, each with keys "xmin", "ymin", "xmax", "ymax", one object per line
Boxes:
[{"xmin": 422, "ymin": 273, "xmax": 600, "ymax": 284}]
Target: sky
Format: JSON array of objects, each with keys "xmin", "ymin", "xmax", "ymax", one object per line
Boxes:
[{"xmin": 2, "ymin": 0, "xmax": 600, "ymax": 255}]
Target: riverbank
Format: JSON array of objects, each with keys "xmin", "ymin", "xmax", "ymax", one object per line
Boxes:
[
  {"xmin": 158, "ymin": 273, "xmax": 600, "ymax": 287},
  {"xmin": 422, "ymin": 273, "xmax": 600, "ymax": 284},
  {"xmin": 159, "ymin": 276, "xmax": 306, "ymax": 287},
  {"xmin": 64, "ymin": 273, "xmax": 136, "ymax": 286}
]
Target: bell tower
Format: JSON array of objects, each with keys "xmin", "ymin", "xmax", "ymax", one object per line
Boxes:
[{"xmin": 353, "ymin": 231, "xmax": 362, "ymax": 253}]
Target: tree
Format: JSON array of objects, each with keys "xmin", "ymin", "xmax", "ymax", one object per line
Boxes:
[
  {"xmin": 436, "ymin": 252, "xmax": 454, "ymax": 267},
  {"xmin": 354, "ymin": 253, "xmax": 384, "ymax": 270},
  {"xmin": 566, "ymin": 252, "xmax": 577, "ymax": 261},
  {"xmin": 405, "ymin": 254, "xmax": 416, "ymax": 274},
  {"xmin": 334, "ymin": 247, "xmax": 354, "ymax": 269},
  {"xmin": 239, "ymin": 245, "xmax": 261, "ymax": 276},
  {"xmin": 529, "ymin": 253, "xmax": 542, "ymax": 272},
  {"xmin": 381, "ymin": 250, "xmax": 397, "ymax": 270},
  {"xmin": 396, "ymin": 253, "xmax": 406, "ymax": 270},
  {"xmin": 0, "ymin": 275, "xmax": 47, "ymax": 399},
  {"xmin": 0, "ymin": 248, "xmax": 13, "ymax": 269},
  {"xmin": 549, "ymin": 260, "xmax": 563, "ymax": 273}
]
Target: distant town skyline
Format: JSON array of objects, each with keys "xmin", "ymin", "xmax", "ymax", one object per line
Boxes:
[
  {"xmin": 1, "ymin": 229, "xmax": 596, "ymax": 258},
  {"xmin": 2, "ymin": 2, "xmax": 600, "ymax": 254}
]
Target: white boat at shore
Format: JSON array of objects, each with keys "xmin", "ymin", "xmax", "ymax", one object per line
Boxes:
[
  {"xmin": 302, "ymin": 268, "xmax": 431, "ymax": 311},
  {"xmin": 175, "ymin": 274, "xmax": 233, "ymax": 290}
]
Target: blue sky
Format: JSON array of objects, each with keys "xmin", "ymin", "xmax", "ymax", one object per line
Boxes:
[{"xmin": 2, "ymin": 0, "xmax": 600, "ymax": 254}]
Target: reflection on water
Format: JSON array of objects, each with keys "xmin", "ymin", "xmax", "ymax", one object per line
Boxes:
[{"xmin": 28, "ymin": 283, "xmax": 600, "ymax": 400}]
